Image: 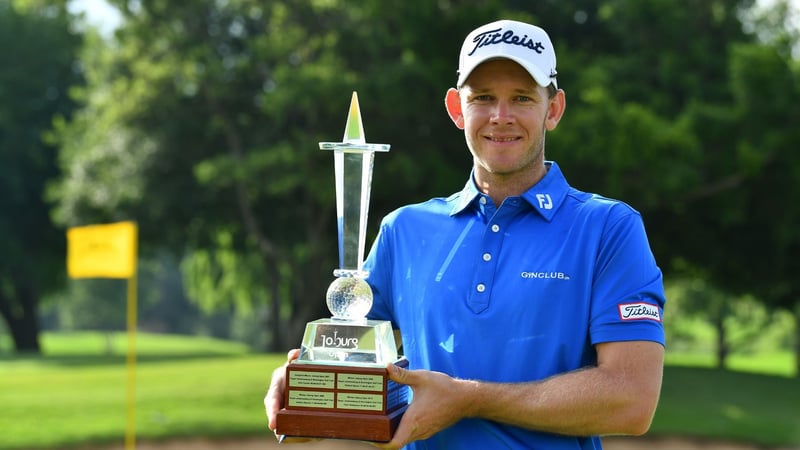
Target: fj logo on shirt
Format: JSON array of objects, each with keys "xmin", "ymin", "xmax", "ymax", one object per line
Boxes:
[
  {"xmin": 536, "ymin": 194, "xmax": 553, "ymax": 209},
  {"xmin": 617, "ymin": 302, "xmax": 661, "ymax": 322}
]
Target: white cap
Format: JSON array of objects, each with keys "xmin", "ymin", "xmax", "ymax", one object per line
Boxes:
[{"xmin": 457, "ymin": 20, "xmax": 558, "ymax": 89}]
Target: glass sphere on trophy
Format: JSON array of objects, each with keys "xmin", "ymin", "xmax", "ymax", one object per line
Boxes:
[{"xmin": 275, "ymin": 92, "xmax": 409, "ymax": 442}]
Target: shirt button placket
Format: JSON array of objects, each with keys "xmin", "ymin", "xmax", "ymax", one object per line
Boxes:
[{"xmin": 469, "ymin": 219, "xmax": 503, "ymax": 313}]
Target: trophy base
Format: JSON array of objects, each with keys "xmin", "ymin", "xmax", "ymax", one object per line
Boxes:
[
  {"xmin": 276, "ymin": 403, "xmax": 407, "ymax": 442},
  {"xmin": 275, "ymin": 358, "xmax": 409, "ymax": 442}
]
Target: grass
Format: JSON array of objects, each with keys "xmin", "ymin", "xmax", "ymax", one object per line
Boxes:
[
  {"xmin": 0, "ymin": 332, "xmax": 282, "ymax": 450},
  {"xmin": 0, "ymin": 332, "xmax": 798, "ymax": 449},
  {"xmin": 652, "ymin": 366, "xmax": 800, "ymax": 447},
  {"xmin": 666, "ymin": 350, "xmax": 797, "ymax": 378}
]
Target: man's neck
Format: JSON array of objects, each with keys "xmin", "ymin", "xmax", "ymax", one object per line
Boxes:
[{"xmin": 474, "ymin": 163, "xmax": 548, "ymax": 206}]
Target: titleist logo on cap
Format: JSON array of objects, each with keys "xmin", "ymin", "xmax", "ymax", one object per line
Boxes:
[
  {"xmin": 457, "ymin": 20, "xmax": 558, "ymax": 88},
  {"xmin": 467, "ymin": 27, "xmax": 547, "ymax": 57}
]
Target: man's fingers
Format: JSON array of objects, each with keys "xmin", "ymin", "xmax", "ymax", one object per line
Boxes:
[
  {"xmin": 265, "ymin": 348, "xmax": 301, "ymax": 432},
  {"xmin": 386, "ymin": 362, "xmax": 411, "ymax": 385}
]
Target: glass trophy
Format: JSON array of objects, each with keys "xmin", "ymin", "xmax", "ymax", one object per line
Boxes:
[{"xmin": 275, "ymin": 92, "xmax": 409, "ymax": 442}]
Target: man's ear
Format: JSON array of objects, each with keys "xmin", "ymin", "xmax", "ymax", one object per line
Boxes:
[
  {"xmin": 545, "ymin": 89, "xmax": 566, "ymax": 131},
  {"xmin": 444, "ymin": 88, "xmax": 465, "ymax": 129}
]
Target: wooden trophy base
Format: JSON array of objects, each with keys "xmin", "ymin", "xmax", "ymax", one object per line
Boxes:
[{"xmin": 275, "ymin": 358, "xmax": 409, "ymax": 442}]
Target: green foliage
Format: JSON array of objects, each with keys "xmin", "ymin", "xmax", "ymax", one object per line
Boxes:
[
  {"xmin": 689, "ymin": 40, "xmax": 800, "ymax": 314},
  {"xmin": 549, "ymin": 1, "xmax": 800, "ymax": 335},
  {"xmin": 181, "ymin": 229, "xmax": 268, "ymax": 314},
  {"xmin": 664, "ymin": 277, "xmax": 796, "ymax": 373},
  {"xmin": 48, "ymin": 0, "xmax": 522, "ymax": 350},
  {"xmin": 38, "ymin": 0, "xmax": 800, "ymax": 363},
  {"xmin": 46, "ymin": 253, "xmax": 233, "ymax": 340},
  {"xmin": 55, "ymin": 279, "xmax": 128, "ymax": 331}
]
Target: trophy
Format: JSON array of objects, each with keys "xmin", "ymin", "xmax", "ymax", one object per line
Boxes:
[{"xmin": 275, "ymin": 92, "xmax": 409, "ymax": 442}]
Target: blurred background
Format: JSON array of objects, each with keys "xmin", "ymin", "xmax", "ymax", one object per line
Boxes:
[{"xmin": 1, "ymin": 0, "xmax": 799, "ymax": 449}]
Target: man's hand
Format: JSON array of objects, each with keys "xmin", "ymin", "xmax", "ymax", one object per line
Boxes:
[
  {"xmin": 373, "ymin": 364, "xmax": 472, "ymax": 449},
  {"xmin": 265, "ymin": 349, "xmax": 320, "ymax": 443}
]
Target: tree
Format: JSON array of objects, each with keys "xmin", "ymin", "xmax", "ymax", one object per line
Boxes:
[
  {"xmin": 524, "ymin": 0, "xmax": 800, "ymax": 372},
  {"xmin": 51, "ymin": 0, "xmax": 511, "ymax": 350},
  {"xmin": 703, "ymin": 41, "xmax": 800, "ymax": 374},
  {"xmin": 0, "ymin": 0, "xmax": 82, "ymax": 352},
  {"xmin": 50, "ymin": 0, "xmax": 800, "ymax": 365}
]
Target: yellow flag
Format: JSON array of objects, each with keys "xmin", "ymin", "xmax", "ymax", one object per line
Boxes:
[{"xmin": 67, "ymin": 221, "xmax": 138, "ymax": 279}]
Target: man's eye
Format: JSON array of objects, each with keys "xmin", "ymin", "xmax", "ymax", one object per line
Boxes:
[
  {"xmin": 474, "ymin": 95, "xmax": 493, "ymax": 101},
  {"xmin": 515, "ymin": 96, "xmax": 533, "ymax": 102}
]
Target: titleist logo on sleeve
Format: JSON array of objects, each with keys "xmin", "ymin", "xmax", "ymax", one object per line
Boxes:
[
  {"xmin": 467, "ymin": 28, "xmax": 546, "ymax": 56},
  {"xmin": 618, "ymin": 302, "xmax": 661, "ymax": 322}
]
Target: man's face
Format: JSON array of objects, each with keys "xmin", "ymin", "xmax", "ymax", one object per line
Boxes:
[{"xmin": 455, "ymin": 59, "xmax": 562, "ymax": 183}]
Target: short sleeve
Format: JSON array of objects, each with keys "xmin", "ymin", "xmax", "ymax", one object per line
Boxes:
[{"xmin": 589, "ymin": 207, "xmax": 666, "ymax": 347}]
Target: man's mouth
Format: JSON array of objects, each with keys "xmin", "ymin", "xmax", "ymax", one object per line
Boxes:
[{"xmin": 487, "ymin": 136, "xmax": 519, "ymax": 142}]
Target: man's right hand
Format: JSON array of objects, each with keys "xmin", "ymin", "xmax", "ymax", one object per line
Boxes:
[{"xmin": 266, "ymin": 348, "xmax": 320, "ymax": 443}]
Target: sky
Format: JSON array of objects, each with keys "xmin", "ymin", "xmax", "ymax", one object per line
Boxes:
[{"xmin": 67, "ymin": 0, "xmax": 122, "ymax": 36}]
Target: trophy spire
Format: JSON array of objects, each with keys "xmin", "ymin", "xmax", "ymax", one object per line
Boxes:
[
  {"xmin": 319, "ymin": 92, "xmax": 390, "ymax": 320},
  {"xmin": 343, "ymin": 92, "xmax": 366, "ymax": 144}
]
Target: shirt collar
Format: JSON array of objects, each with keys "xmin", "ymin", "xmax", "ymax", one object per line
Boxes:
[
  {"xmin": 448, "ymin": 176, "xmax": 481, "ymax": 216},
  {"xmin": 448, "ymin": 161, "xmax": 570, "ymax": 221}
]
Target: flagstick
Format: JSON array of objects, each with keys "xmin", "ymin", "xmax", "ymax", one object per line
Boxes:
[
  {"xmin": 66, "ymin": 221, "xmax": 139, "ymax": 449},
  {"xmin": 124, "ymin": 264, "xmax": 138, "ymax": 449}
]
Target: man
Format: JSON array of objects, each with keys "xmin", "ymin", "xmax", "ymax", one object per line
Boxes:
[{"xmin": 266, "ymin": 19, "xmax": 665, "ymax": 450}]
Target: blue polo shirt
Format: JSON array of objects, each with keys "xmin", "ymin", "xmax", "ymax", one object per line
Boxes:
[{"xmin": 364, "ymin": 161, "xmax": 665, "ymax": 450}]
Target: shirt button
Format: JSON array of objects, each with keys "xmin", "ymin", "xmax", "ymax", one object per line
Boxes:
[
  {"xmin": 479, "ymin": 197, "xmax": 487, "ymax": 205},
  {"xmin": 491, "ymin": 224, "xmax": 500, "ymax": 232},
  {"xmin": 482, "ymin": 253, "xmax": 491, "ymax": 262},
  {"xmin": 476, "ymin": 283, "xmax": 486, "ymax": 292}
]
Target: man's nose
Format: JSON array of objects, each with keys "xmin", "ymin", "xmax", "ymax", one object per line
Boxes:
[{"xmin": 491, "ymin": 101, "xmax": 515, "ymax": 124}]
